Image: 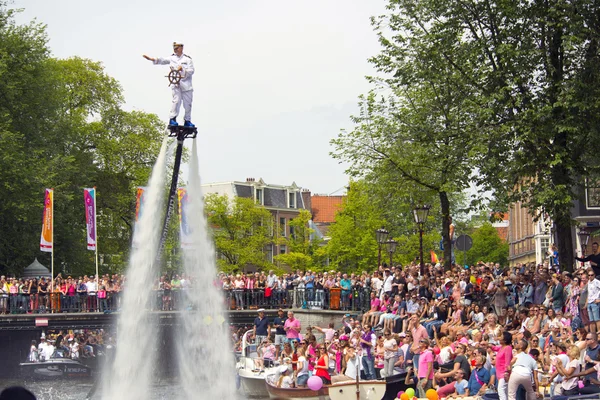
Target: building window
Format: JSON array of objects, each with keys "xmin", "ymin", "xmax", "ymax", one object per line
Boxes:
[
  {"xmin": 280, "ymin": 217, "xmax": 286, "ymax": 237},
  {"xmin": 256, "ymin": 188, "xmax": 264, "ymax": 205},
  {"xmin": 280, "ymin": 245, "xmax": 287, "ymax": 255},
  {"xmin": 586, "ymin": 176, "xmax": 600, "ymax": 209},
  {"xmin": 265, "ymin": 244, "xmax": 273, "ymax": 263},
  {"xmin": 540, "ymin": 237, "xmax": 549, "ymax": 262},
  {"xmin": 290, "ymin": 225, "xmax": 296, "ymax": 240},
  {"xmin": 288, "ymin": 192, "xmax": 296, "ymax": 209}
]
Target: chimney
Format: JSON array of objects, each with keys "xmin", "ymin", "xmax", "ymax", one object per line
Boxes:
[
  {"xmin": 246, "ymin": 177, "xmax": 255, "ymax": 182},
  {"xmin": 301, "ymin": 189, "xmax": 312, "ymax": 212}
]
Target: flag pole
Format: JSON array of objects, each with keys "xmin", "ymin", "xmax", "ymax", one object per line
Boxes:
[
  {"xmin": 94, "ymin": 187, "xmax": 99, "ymax": 312},
  {"xmin": 51, "ymin": 189, "xmax": 54, "ymax": 293}
]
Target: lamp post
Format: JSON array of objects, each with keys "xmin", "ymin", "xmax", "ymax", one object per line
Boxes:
[
  {"xmin": 413, "ymin": 205, "xmax": 431, "ymax": 276},
  {"xmin": 376, "ymin": 227, "xmax": 389, "ymax": 268},
  {"xmin": 386, "ymin": 239, "xmax": 398, "ymax": 268},
  {"xmin": 578, "ymin": 229, "xmax": 590, "ymax": 256}
]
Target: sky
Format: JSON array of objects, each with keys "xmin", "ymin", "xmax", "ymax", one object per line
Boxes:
[{"xmin": 13, "ymin": 0, "xmax": 388, "ymax": 195}]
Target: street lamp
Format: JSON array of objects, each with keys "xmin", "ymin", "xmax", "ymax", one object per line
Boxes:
[
  {"xmin": 578, "ymin": 229, "xmax": 590, "ymax": 255},
  {"xmin": 413, "ymin": 205, "xmax": 431, "ymax": 276},
  {"xmin": 386, "ymin": 239, "xmax": 398, "ymax": 268},
  {"xmin": 376, "ymin": 227, "xmax": 389, "ymax": 268}
]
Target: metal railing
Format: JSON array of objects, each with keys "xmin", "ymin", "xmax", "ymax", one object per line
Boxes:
[{"xmin": 0, "ymin": 287, "xmax": 373, "ymax": 314}]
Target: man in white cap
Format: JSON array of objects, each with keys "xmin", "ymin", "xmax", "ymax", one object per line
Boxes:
[{"xmin": 143, "ymin": 42, "xmax": 195, "ymax": 127}]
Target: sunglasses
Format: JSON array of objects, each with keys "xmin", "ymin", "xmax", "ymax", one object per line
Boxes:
[{"xmin": 589, "ymin": 274, "xmax": 596, "ymax": 277}]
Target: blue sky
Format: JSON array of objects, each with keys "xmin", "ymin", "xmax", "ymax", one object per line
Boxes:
[{"xmin": 13, "ymin": 0, "xmax": 387, "ymax": 194}]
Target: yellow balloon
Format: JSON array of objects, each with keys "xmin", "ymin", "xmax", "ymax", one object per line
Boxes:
[
  {"xmin": 216, "ymin": 315, "xmax": 226, "ymax": 325},
  {"xmin": 203, "ymin": 315, "xmax": 213, "ymax": 325}
]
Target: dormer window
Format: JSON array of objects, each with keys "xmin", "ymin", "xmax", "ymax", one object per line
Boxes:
[
  {"xmin": 256, "ymin": 188, "xmax": 264, "ymax": 205},
  {"xmin": 288, "ymin": 192, "xmax": 296, "ymax": 209}
]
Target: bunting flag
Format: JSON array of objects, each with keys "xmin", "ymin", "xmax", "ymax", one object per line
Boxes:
[
  {"xmin": 430, "ymin": 250, "xmax": 439, "ymax": 264},
  {"xmin": 40, "ymin": 189, "xmax": 53, "ymax": 252},
  {"xmin": 84, "ymin": 188, "xmax": 97, "ymax": 251},
  {"xmin": 177, "ymin": 188, "xmax": 194, "ymax": 248},
  {"xmin": 135, "ymin": 187, "xmax": 146, "ymax": 221}
]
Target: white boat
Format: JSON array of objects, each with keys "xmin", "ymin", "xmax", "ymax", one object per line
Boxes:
[
  {"xmin": 236, "ymin": 330, "xmax": 279, "ymax": 398},
  {"xmin": 329, "ymin": 380, "xmax": 387, "ymax": 400}
]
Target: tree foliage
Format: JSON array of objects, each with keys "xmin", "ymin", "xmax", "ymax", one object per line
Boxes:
[
  {"xmin": 204, "ymin": 194, "xmax": 274, "ymax": 273},
  {"xmin": 325, "ymin": 181, "xmax": 386, "ymax": 271},
  {"xmin": 455, "ymin": 223, "xmax": 509, "ymax": 267},
  {"xmin": 0, "ymin": 4, "xmax": 164, "ymax": 276},
  {"xmin": 274, "ymin": 209, "xmax": 323, "ymax": 271},
  {"xmin": 367, "ymin": 0, "xmax": 600, "ymax": 271}
]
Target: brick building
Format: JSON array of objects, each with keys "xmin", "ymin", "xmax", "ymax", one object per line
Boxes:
[{"xmin": 508, "ymin": 181, "xmax": 600, "ymax": 267}]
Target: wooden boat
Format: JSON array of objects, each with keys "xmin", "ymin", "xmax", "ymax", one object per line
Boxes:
[
  {"xmin": 329, "ymin": 379, "xmax": 387, "ymax": 400},
  {"xmin": 265, "ymin": 376, "xmax": 388, "ymax": 400},
  {"xmin": 265, "ymin": 377, "xmax": 329, "ymax": 400}
]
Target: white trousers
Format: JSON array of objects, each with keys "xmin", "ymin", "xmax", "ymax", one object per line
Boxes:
[
  {"xmin": 170, "ymin": 88, "xmax": 193, "ymax": 121},
  {"xmin": 498, "ymin": 378, "xmax": 508, "ymax": 400}
]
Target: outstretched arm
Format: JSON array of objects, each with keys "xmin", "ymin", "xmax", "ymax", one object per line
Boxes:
[{"xmin": 143, "ymin": 55, "xmax": 170, "ymax": 65}]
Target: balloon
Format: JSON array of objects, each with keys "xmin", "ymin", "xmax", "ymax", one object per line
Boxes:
[
  {"xmin": 578, "ymin": 380, "xmax": 584, "ymax": 389},
  {"xmin": 405, "ymin": 388, "xmax": 415, "ymax": 398},
  {"xmin": 400, "ymin": 394, "xmax": 409, "ymax": 400},
  {"xmin": 307, "ymin": 376, "xmax": 323, "ymax": 391},
  {"xmin": 397, "ymin": 391, "xmax": 405, "ymax": 399},
  {"xmin": 426, "ymin": 388, "xmax": 439, "ymax": 400}
]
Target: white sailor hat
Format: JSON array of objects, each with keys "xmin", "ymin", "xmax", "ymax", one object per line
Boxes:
[{"xmin": 173, "ymin": 41, "xmax": 184, "ymax": 47}]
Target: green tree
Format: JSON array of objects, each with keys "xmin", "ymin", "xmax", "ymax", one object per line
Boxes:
[
  {"xmin": 455, "ymin": 223, "xmax": 509, "ymax": 267},
  {"xmin": 332, "ymin": 10, "xmax": 484, "ymax": 268},
  {"xmin": 274, "ymin": 209, "xmax": 323, "ymax": 270},
  {"xmin": 204, "ymin": 194, "xmax": 274, "ymax": 272},
  {"xmin": 0, "ymin": 4, "xmax": 164, "ymax": 276},
  {"xmin": 371, "ymin": 0, "xmax": 600, "ymax": 271},
  {"xmin": 325, "ymin": 181, "xmax": 386, "ymax": 272}
]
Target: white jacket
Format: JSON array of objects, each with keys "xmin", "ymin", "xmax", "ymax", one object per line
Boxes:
[{"xmin": 154, "ymin": 53, "xmax": 194, "ymax": 91}]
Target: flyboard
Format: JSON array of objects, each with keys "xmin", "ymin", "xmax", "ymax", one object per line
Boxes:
[{"xmin": 156, "ymin": 67, "xmax": 197, "ymax": 263}]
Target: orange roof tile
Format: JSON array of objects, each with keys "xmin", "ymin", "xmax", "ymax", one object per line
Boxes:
[{"xmin": 311, "ymin": 195, "xmax": 345, "ymax": 223}]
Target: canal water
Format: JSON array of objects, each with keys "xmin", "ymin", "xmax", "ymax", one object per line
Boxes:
[{"xmin": 0, "ymin": 379, "xmax": 251, "ymax": 400}]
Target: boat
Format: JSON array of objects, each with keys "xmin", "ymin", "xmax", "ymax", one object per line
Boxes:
[
  {"xmin": 265, "ymin": 376, "xmax": 329, "ymax": 400},
  {"xmin": 236, "ymin": 330, "xmax": 279, "ymax": 398},
  {"xmin": 20, "ymin": 348, "xmax": 92, "ymax": 379},
  {"xmin": 329, "ymin": 379, "xmax": 387, "ymax": 400},
  {"xmin": 265, "ymin": 374, "xmax": 387, "ymax": 400}
]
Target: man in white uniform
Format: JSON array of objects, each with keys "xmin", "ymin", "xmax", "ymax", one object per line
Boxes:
[{"xmin": 143, "ymin": 41, "xmax": 195, "ymax": 127}]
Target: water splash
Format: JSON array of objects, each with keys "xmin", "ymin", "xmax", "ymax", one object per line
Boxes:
[
  {"xmin": 101, "ymin": 135, "xmax": 172, "ymax": 400},
  {"xmin": 175, "ymin": 140, "xmax": 236, "ymax": 399}
]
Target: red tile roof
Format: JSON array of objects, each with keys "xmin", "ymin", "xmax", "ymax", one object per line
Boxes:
[{"xmin": 311, "ymin": 195, "xmax": 345, "ymax": 223}]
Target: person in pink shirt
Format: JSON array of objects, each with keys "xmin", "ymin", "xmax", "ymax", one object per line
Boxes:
[
  {"xmin": 417, "ymin": 338, "xmax": 434, "ymax": 397},
  {"xmin": 363, "ymin": 291, "xmax": 382, "ymax": 326},
  {"xmin": 284, "ymin": 310, "xmax": 301, "ymax": 348},
  {"xmin": 494, "ymin": 331, "xmax": 513, "ymax": 400}
]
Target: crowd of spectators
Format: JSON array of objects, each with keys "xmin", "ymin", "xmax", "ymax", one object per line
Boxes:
[
  {"xmin": 231, "ymin": 254, "xmax": 600, "ymax": 399},
  {"xmin": 0, "ymin": 274, "xmax": 123, "ymax": 314},
  {"xmin": 27, "ymin": 329, "xmax": 110, "ymax": 363}
]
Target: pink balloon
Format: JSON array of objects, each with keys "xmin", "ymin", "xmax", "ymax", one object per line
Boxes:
[
  {"xmin": 307, "ymin": 376, "xmax": 323, "ymax": 391},
  {"xmin": 578, "ymin": 380, "xmax": 584, "ymax": 389},
  {"xmin": 397, "ymin": 391, "xmax": 405, "ymax": 398}
]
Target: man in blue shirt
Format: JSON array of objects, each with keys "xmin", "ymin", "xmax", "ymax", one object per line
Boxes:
[
  {"xmin": 253, "ymin": 309, "xmax": 270, "ymax": 345},
  {"xmin": 466, "ymin": 355, "xmax": 490, "ymax": 396},
  {"xmin": 273, "ymin": 308, "xmax": 287, "ymax": 357},
  {"xmin": 340, "ymin": 274, "xmax": 352, "ymax": 310}
]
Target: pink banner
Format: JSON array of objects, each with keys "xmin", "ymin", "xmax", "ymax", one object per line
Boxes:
[
  {"xmin": 40, "ymin": 189, "xmax": 53, "ymax": 252},
  {"xmin": 84, "ymin": 188, "xmax": 97, "ymax": 251}
]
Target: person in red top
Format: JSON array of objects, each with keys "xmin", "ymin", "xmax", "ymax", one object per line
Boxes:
[{"xmin": 314, "ymin": 343, "xmax": 331, "ymax": 385}]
